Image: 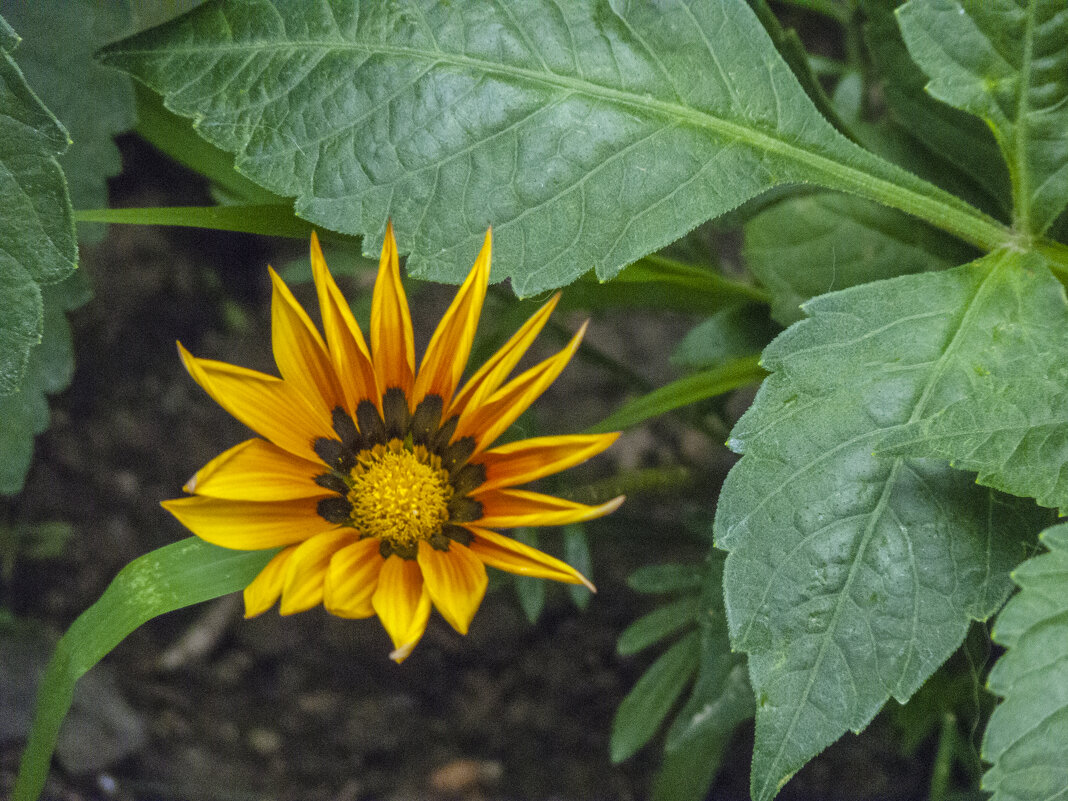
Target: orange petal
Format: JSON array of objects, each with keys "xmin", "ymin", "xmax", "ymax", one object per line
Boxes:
[
  {"xmin": 244, "ymin": 545, "xmax": 297, "ymax": 617},
  {"xmin": 309, "ymin": 232, "xmax": 380, "ymax": 413},
  {"xmin": 417, "ymin": 541, "xmax": 488, "ymax": 635},
  {"xmin": 269, "ymin": 266, "xmax": 346, "ymax": 415},
  {"xmin": 323, "ymin": 537, "xmax": 384, "ymax": 619},
  {"xmin": 178, "ymin": 342, "xmax": 329, "ymax": 460},
  {"xmin": 466, "ymin": 526, "xmax": 595, "ymax": 591},
  {"xmin": 412, "ymin": 229, "xmax": 492, "ymax": 409},
  {"xmin": 449, "ymin": 292, "xmax": 560, "ymax": 418},
  {"xmin": 474, "ymin": 432, "xmax": 621, "ymax": 492},
  {"xmin": 475, "ymin": 489, "xmax": 624, "ymax": 529},
  {"xmin": 279, "ymin": 529, "xmax": 356, "ymax": 615},
  {"xmin": 372, "ymin": 554, "xmax": 431, "ymax": 662},
  {"xmin": 370, "ymin": 222, "xmax": 415, "ymax": 399},
  {"xmin": 183, "ymin": 438, "xmax": 330, "ymax": 501},
  {"xmin": 454, "ymin": 322, "xmax": 587, "ymax": 453},
  {"xmin": 161, "ymin": 496, "xmax": 338, "ymax": 550}
]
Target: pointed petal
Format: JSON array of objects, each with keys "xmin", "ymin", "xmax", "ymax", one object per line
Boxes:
[
  {"xmin": 244, "ymin": 546, "xmax": 297, "ymax": 617},
  {"xmin": 475, "ymin": 433, "xmax": 620, "ymax": 492},
  {"xmin": 178, "ymin": 342, "xmax": 329, "ymax": 459},
  {"xmin": 466, "ymin": 526, "xmax": 595, "ymax": 591},
  {"xmin": 449, "ymin": 292, "xmax": 560, "ymax": 418},
  {"xmin": 474, "ymin": 489, "xmax": 624, "ymax": 528},
  {"xmin": 279, "ymin": 529, "xmax": 355, "ymax": 615},
  {"xmin": 372, "ymin": 554, "xmax": 431, "ymax": 662},
  {"xmin": 454, "ymin": 322, "xmax": 587, "ymax": 453},
  {"xmin": 323, "ymin": 537, "xmax": 384, "ymax": 619},
  {"xmin": 413, "ymin": 229, "xmax": 492, "ymax": 409},
  {"xmin": 161, "ymin": 496, "xmax": 338, "ymax": 550},
  {"xmin": 370, "ymin": 222, "xmax": 415, "ymax": 398},
  {"xmin": 269, "ymin": 266, "xmax": 346, "ymax": 414},
  {"xmin": 184, "ymin": 438, "xmax": 330, "ymax": 500},
  {"xmin": 309, "ymin": 232, "xmax": 380, "ymax": 412},
  {"xmin": 417, "ymin": 541, "xmax": 488, "ymax": 635}
]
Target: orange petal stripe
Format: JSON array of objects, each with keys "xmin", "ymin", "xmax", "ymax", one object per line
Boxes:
[
  {"xmin": 474, "ymin": 432, "xmax": 620, "ymax": 492},
  {"xmin": 417, "ymin": 540, "xmax": 488, "ymax": 635},
  {"xmin": 474, "ymin": 488, "xmax": 624, "ymax": 529},
  {"xmin": 412, "ymin": 229, "xmax": 491, "ymax": 409},
  {"xmin": 244, "ymin": 546, "xmax": 297, "ymax": 617},
  {"xmin": 373, "ymin": 555, "xmax": 431, "ymax": 662},
  {"xmin": 465, "ymin": 526, "xmax": 595, "ymax": 591},
  {"xmin": 370, "ymin": 222, "xmax": 415, "ymax": 398},
  {"xmin": 178, "ymin": 343, "xmax": 329, "ymax": 460},
  {"xmin": 184, "ymin": 438, "xmax": 329, "ymax": 501},
  {"xmin": 323, "ymin": 537, "xmax": 384, "ymax": 619},
  {"xmin": 279, "ymin": 530, "xmax": 356, "ymax": 615},
  {"xmin": 309, "ymin": 232, "xmax": 380, "ymax": 413},
  {"xmin": 161, "ymin": 496, "xmax": 338, "ymax": 550}
]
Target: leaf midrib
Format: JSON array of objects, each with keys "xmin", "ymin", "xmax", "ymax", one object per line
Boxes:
[
  {"xmin": 1012, "ymin": 0, "xmax": 1037, "ymax": 233},
  {"xmin": 112, "ymin": 37, "xmax": 1011, "ymax": 251}
]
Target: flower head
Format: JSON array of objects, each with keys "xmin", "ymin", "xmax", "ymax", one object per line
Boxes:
[{"xmin": 163, "ymin": 225, "xmax": 621, "ymax": 661}]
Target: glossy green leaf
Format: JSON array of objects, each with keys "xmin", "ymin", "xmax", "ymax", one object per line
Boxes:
[
  {"xmin": 0, "ymin": 14, "xmax": 77, "ymax": 395},
  {"xmin": 13, "ymin": 538, "xmax": 278, "ymax": 801},
  {"xmin": 982, "ymin": 523, "xmax": 1068, "ymax": 801},
  {"xmin": 897, "ymin": 0, "xmax": 1068, "ymax": 235},
  {"xmin": 98, "ymin": 0, "xmax": 1007, "ymax": 296},
  {"xmin": 715, "ymin": 253, "xmax": 1055, "ymax": 800},
  {"xmin": 744, "ymin": 192, "xmax": 971, "ymax": 325},
  {"xmin": 671, "ymin": 304, "xmax": 779, "ymax": 371},
  {"xmin": 617, "ymin": 595, "xmax": 701, "ymax": 656},
  {"xmin": 610, "ymin": 630, "xmax": 700, "ymax": 764}
]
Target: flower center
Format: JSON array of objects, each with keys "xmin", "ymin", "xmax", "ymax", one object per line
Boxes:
[{"xmin": 347, "ymin": 440, "xmax": 452, "ymax": 549}]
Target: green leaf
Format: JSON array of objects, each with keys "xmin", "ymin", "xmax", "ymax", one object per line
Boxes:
[
  {"xmin": 627, "ymin": 563, "xmax": 706, "ymax": 595},
  {"xmin": 75, "ymin": 204, "xmax": 316, "ymax": 239},
  {"xmin": 512, "ymin": 528, "xmax": 546, "ymax": 623},
  {"xmin": 0, "ymin": 15, "xmax": 77, "ymax": 395},
  {"xmin": 671, "ymin": 304, "xmax": 779, "ymax": 371},
  {"xmin": 714, "ymin": 255, "xmax": 1055, "ymax": 800},
  {"xmin": 1, "ymin": 0, "xmax": 137, "ymax": 243},
  {"xmin": 982, "ymin": 523, "xmax": 1068, "ymax": 801},
  {"xmin": 618, "ymin": 595, "xmax": 701, "ymax": 656},
  {"xmin": 12, "ymin": 538, "xmax": 277, "ymax": 801},
  {"xmin": 0, "ymin": 272, "xmax": 90, "ymax": 495},
  {"xmin": 744, "ymin": 192, "xmax": 972, "ymax": 325},
  {"xmin": 562, "ymin": 525, "xmax": 593, "ymax": 610},
  {"xmin": 897, "ymin": 0, "xmax": 1068, "ymax": 236},
  {"xmin": 876, "ymin": 252, "xmax": 1068, "ymax": 513},
  {"xmin": 610, "ymin": 630, "xmax": 699, "ymax": 764},
  {"xmin": 99, "ymin": 0, "xmax": 1006, "ymax": 295}
]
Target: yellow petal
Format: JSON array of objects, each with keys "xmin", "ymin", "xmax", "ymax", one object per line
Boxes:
[
  {"xmin": 309, "ymin": 232, "xmax": 380, "ymax": 413},
  {"xmin": 372, "ymin": 554, "xmax": 431, "ymax": 662},
  {"xmin": 465, "ymin": 526, "xmax": 595, "ymax": 591},
  {"xmin": 269, "ymin": 266, "xmax": 346, "ymax": 414},
  {"xmin": 474, "ymin": 432, "xmax": 621, "ymax": 492},
  {"xmin": 449, "ymin": 292, "xmax": 560, "ymax": 418},
  {"xmin": 454, "ymin": 322, "xmax": 587, "ymax": 453},
  {"xmin": 474, "ymin": 489, "xmax": 624, "ymax": 528},
  {"xmin": 184, "ymin": 438, "xmax": 330, "ymax": 500},
  {"xmin": 412, "ymin": 229, "xmax": 492, "ymax": 409},
  {"xmin": 243, "ymin": 546, "xmax": 297, "ymax": 617},
  {"xmin": 178, "ymin": 342, "xmax": 329, "ymax": 460},
  {"xmin": 161, "ymin": 496, "xmax": 338, "ymax": 550},
  {"xmin": 279, "ymin": 529, "xmax": 355, "ymax": 615},
  {"xmin": 416, "ymin": 540, "xmax": 488, "ymax": 635},
  {"xmin": 370, "ymin": 222, "xmax": 415, "ymax": 399},
  {"xmin": 323, "ymin": 537, "xmax": 384, "ymax": 619}
]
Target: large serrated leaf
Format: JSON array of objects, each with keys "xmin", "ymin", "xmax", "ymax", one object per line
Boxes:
[
  {"xmin": 897, "ymin": 0, "xmax": 1068, "ymax": 236},
  {"xmin": 714, "ymin": 254, "xmax": 1055, "ymax": 800},
  {"xmin": 0, "ymin": 14, "xmax": 78, "ymax": 395},
  {"xmin": 982, "ymin": 523, "xmax": 1068, "ymax": 801},
  {"xmin": 98, "ymin": 0, "xmax": 999, "ymax": 295}
]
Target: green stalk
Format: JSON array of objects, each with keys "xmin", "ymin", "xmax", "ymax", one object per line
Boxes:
[{"xmin": 75, "ymin": 205, "xmax": 313, "ymax": 239}]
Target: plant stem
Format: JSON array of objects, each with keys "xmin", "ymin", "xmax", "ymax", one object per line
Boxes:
[{"xmin": 928, "ymin": 713, "xmax": 956, "ymax": 801}]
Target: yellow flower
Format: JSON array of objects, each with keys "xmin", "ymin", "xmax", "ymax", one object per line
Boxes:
[{"xmin": 163, "ymin": 225, "xmax": 622, "ymax": 662}]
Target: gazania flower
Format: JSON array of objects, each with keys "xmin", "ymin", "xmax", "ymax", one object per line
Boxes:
[{"xmin": 163, "ymin": 225, "xmax": 621, "ymax": 661}]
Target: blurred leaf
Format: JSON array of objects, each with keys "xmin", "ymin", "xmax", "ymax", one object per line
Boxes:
[
  {"xmin": 610, "ymin": 631, "xmax": 700, "ymax": 764},
  {"xmin": 628, "ymin": 563, "xmax": 706, "ymax": 595},
  {"xmin": 672, "ymin": 304, "xmax": 779, "ymax": 371},
  {"xmin": 744, "ymin": 192, "xmax": 972, "ymax": 325},
  {"xmin": 563, "ymin": 525, "xmax": 593, "ymax": 611},
  {"xmin": 618, "ymin": 595, "xmax": 702, "ymax": 657},
  {"xmin": 715, "ymin": 253, "xmax": 1055, "ymax": 800},
  {"xmin": 897, "ymin": 0, "xmax": 1068, "ymax": 235},
  {"xmin": 0, "ymin": 521, "xmax": 74, "ymax": 581},
  {"xmin": 76, "ymin": 204, "xmax": 314, "ymax": 238},
  {"xmin": 12, "ymin": 538, "xmax": 278, "ymax": 801},
  {"xmin": 99, "ymin": 0, "xmax": 1001, "ymax": 295},
  {"xmin": 0, "ymin": 14, "xmax": 77, "ymax": 395},
  {"xmin": 982, "ymin": 523, "xmax": 1068, "ymax": 800},
  {"xmin": 1, "ymin": 0, "xmax": 137, "ymax": 243},
  {"xmin": 512, "ymin": 528, "xmax": 546, "ymax": 624}
]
